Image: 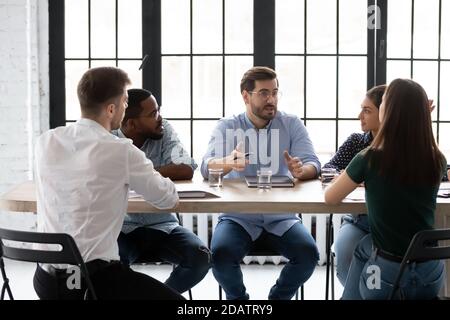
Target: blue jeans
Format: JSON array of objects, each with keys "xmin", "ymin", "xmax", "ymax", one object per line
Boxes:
[
  {"xmin": 334, "ymin": 214, "xmax": 370, "ymax": 286},
  {"xmin": 342, "ymin": 234, "xmax": 445, "ymax": 300},
  {"xmin": 211, "ymin": 219, "xmax": 319, "ymax": 300},
  {"xmin": 118, "ymin": 226, "xmax": 211, "ymax": 294}
]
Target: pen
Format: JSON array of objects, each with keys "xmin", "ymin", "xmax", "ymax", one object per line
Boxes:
[{"xmin": 233, "ymin": 152, "xmax": 252, "ymax": 161}]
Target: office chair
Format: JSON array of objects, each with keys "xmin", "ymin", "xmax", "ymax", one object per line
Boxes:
[
  {"xmin": 389, "ymin": 228, "xmax": 450, "ymax": 300},
  {"xmin": 218, "ymin": 236, "xmax": 305, "ymax": 300},
  {"xmin": 0, "ymin": 227, "xmax": 97, "ymax": 300}
]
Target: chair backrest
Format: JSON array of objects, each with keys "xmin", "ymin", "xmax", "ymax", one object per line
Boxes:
[
  {"xmin": 0, "ymin": 228, "xmax": 97, "ymax": 300},
  {"xmin": 403, "ymin": 229, "xmax": 450, "ymax": 263},
  {"xmin": 389, "ymin": 228, "xmax": 450, "ymax": 300},
  {"xmin": 0, "ymin": 228, "xmax": 84, "ymax": 265}
]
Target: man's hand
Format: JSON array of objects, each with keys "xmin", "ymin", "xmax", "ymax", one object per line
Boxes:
[
  {"xmin": 223, "ymin": 142, "xmax": 248, "ymax": 172},
  {"xmin": 208, "ymin": 142, "xmax": 248, "ymax": 175},
  {"xmin": 284, "ymin": 150, "xmax": 303, "ymax": 178}
]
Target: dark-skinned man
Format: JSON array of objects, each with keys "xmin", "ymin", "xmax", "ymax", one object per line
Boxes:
[{"xmin": 112, "ymin": 88, "xmax": 210, "ymax": 295}]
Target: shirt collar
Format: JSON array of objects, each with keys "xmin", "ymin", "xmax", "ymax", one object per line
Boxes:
[
  {"xmin": 364, "ymin": 131, "xmax": 374, "ymax": 144},
  {"xmin": 77, "ymin": 118, "xmax": 111, "ymax": 135},
  {"xmin": 117, "ymin": 128, "xmax": 127, "ymax": 139},
  {"xmin": 244, "ymin": 112, "xmax": 274, "ymax": 130}
]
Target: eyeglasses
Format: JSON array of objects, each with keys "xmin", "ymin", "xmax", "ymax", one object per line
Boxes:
[
  {"xmin": 139, "ymin": 106, "xmax": 161, "ymax": 120},
  {"xmin": 248, "ymin": 90, "xmax": 282, "ymax": 100}
]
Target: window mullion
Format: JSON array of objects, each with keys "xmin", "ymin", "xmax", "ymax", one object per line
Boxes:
[
  {"xmin": 375, "ymin": 0, "xmax": 388, "ymax": 86},
  {"xmin": 254, "ymin": 0, "xmax": 275, "ymax": 68},
  {"xmin": 142, "ymin": 0, "xmax": 162, "ymax": 105},
  {"xmin": 49, "ymin": 0, "xmax": 66, "ymax": 129}
]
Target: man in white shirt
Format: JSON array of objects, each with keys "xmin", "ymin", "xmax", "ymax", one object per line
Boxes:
[{"xmin": 33, "ymin": 67, "xmax": 183, "ymax": 300}]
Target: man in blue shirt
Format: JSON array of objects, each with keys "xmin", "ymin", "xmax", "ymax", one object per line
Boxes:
[
  {"xmin": 113, "ymin": 88, "xmax": 210, "ymax": 295},
  {"xmin": 201, "ymin": 66, "xmax": 320, "ymax": 300}
]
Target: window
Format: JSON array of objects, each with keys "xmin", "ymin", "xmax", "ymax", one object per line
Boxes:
[
  {"xmin": 159, "ymin": 0, "xmax": 253, "ymax": 162},
  {"xmin": 385, "ymin": 0, "xmax": 450, "ymax": 157},
  {"xmin": 49, "ymin": 0, "xmax": 450, "ymax": 163},
  {"xmin": 59, "ymin": 0, "xmax": 142, "ymax": 123},
  {"xmin": 275, "ymin": 0, "xmax": 369, "ymax": 155}
]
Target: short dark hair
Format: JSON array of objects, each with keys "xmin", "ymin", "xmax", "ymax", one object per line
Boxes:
[
  {"xmin": 122, "ymin": 88, "xmax": 153, "ymax": 125},
  {"xmin": 240, "ymin": 66, "xmax": 278, "ymax": 93},
  {"xmin": 77, "ymin": 67, "xmax": 131, "ymax": 116},
  {"xmin": 366, "ymin": 84, "xmax": 387, "ymax": 109}
]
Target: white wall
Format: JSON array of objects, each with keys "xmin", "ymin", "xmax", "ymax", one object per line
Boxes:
[{"xmin": 0, "ymin": 0, "xmax": 49, "ymax": 229}]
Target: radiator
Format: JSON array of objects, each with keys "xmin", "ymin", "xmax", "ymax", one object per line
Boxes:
[{"xmin": 179, "ymin": 213, "xmax": 344, "ymax": 266}]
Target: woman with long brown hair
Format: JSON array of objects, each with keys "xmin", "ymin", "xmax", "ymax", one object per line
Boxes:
[{"xmin": 325, "ymin": 78, "xmax": 447, "ymax": 299}]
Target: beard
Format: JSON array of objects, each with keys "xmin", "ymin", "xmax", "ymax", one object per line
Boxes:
[
  {"xmin": 148, "ymin": 132, "xmax": 164, "ymax": 140},
  {"xmin": 145, "ymin": 121, "xmax": 164, "ymax": 140},
  {"xmin": 250, "ymin": 102, "xmax": 277, "ymax": 121}
]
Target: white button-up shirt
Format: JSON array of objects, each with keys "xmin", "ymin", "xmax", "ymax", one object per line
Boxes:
[{"xmin": 34, "ymin": 118, "xmax": 178, "ymax": 263}]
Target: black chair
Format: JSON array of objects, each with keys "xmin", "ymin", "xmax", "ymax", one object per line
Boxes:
[
  {"xmin": 218, "ymin": 237, "xmax": 305, "ymax": 300},
  {"xmin": 325, "ymin": 213, "xmax": 335, "ymax": 300},
  {"xmin": 389, "ymin": 228, "xmax": 450, "ymax": 300},
  {"xmin": 0, "ymin": 228, "xmax": 97, "ymax": 300}
]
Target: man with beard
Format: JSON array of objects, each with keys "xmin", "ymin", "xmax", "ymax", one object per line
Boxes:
[
  {"xmin": 112, "ymin": 88, "xmax": 210, "ymax": 295},
  {"xmin": 33, "ymin": 67, "xmax": 183, "ymax": 299},
  {"xmin": 201, "ymin": 66, "xmax": 320, "ymax": 300}
]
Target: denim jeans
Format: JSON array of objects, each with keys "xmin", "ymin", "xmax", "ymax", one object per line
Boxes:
[
  {"xmin": 211, "ymin": 219, "xmax": 319, "ymax": 300},
  {"xmin": 118, "ymin": 226, "xmax": 211, "ymax": 294},
  {"xmin": 342, "ymin": 234, "xmax": 445, "ymax": 300},
  {"xmin": 334, "ymin": 214, "xmax": 370, "ymax": 286}
]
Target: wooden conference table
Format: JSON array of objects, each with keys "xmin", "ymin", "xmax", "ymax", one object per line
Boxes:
[{"xmin": 1, "ymin": 175, "xmax": 450, "ymax": 296}]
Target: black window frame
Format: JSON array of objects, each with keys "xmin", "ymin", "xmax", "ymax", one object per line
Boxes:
[{"xmin": 50, "ymin": 0, "xmax": 445, "ymax": 153}]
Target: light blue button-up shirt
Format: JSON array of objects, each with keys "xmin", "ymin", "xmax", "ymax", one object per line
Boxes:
[
  {"xmin": 113, "ymin": 119, "xmax": 198, "ymax": 234},
  {"xmin": 201, "ymin": 111, "xmax": 320, "ymax": 240}
]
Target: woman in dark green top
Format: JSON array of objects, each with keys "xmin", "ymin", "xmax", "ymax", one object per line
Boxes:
[{"xmin": 325, "ymin": 78, "xmax": 447, "ymax": 300}]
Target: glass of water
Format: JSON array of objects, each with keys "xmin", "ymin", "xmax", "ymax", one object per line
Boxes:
[
  {"xmin": 321, "ymin": 168, "xmax": 338, "ymax": 187},
  {"xmin": 257, "ymin": 169, "xmax": 272, "ymax": 189},
  {"xmin": 208, "ymin": 168, "xmax": 223, "ymax": 187}
]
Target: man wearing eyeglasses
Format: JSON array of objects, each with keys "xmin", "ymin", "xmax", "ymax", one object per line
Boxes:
[
  {"xmin": 201, "ymin": 66, "xmax": 320, "ymax": 300},
  {"xmin": 112, "ymin": 88, "xmax": 210, "ymax": 295}
]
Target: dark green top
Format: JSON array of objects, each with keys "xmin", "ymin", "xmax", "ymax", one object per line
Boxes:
[{"xmin": 346, "ymin": 149, "xmax": 446, "ymax": 256}]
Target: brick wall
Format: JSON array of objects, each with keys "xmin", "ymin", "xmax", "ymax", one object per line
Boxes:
[{"xmin": 0, "ymin": 0, "xmax": 49, "ymax": 229}]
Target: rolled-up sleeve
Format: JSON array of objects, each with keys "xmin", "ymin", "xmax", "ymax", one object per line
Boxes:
[
  {"xmin": 161, "ymin": 120, "xmax": 197, "ymax": 171},
  {"xmin": 200, "ymin": 120, "xmax": 228, "ymax": 179},
  {"xmin": 126, "ymin": 143, "xmax": 178, "ymax": 209},
  {"xmin": 290, "ymin": 118, "xmax": 321, "ymax": 177}
]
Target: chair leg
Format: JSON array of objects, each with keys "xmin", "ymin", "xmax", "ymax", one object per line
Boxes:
[
  {"xmin": 325, "ymin": 214, "xmax": 333, "ymax": 300},
  {"xmin": 330, "ymin": 216, "xmax": 335, "ymax": 300},
  {"xmin": 219, "ymin": 285, "xmax": 223, "ymax": 300},
  {"xmin": 301, "ymin": 285, "xmax": 304, "ymax": 300},
  {"xmin": 331, "ymin": 252, "xmax": 335, "ymax": 300},
  {"xmin": 0, "ymin": 258, "xmax": 14, "ymax": 300}
]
